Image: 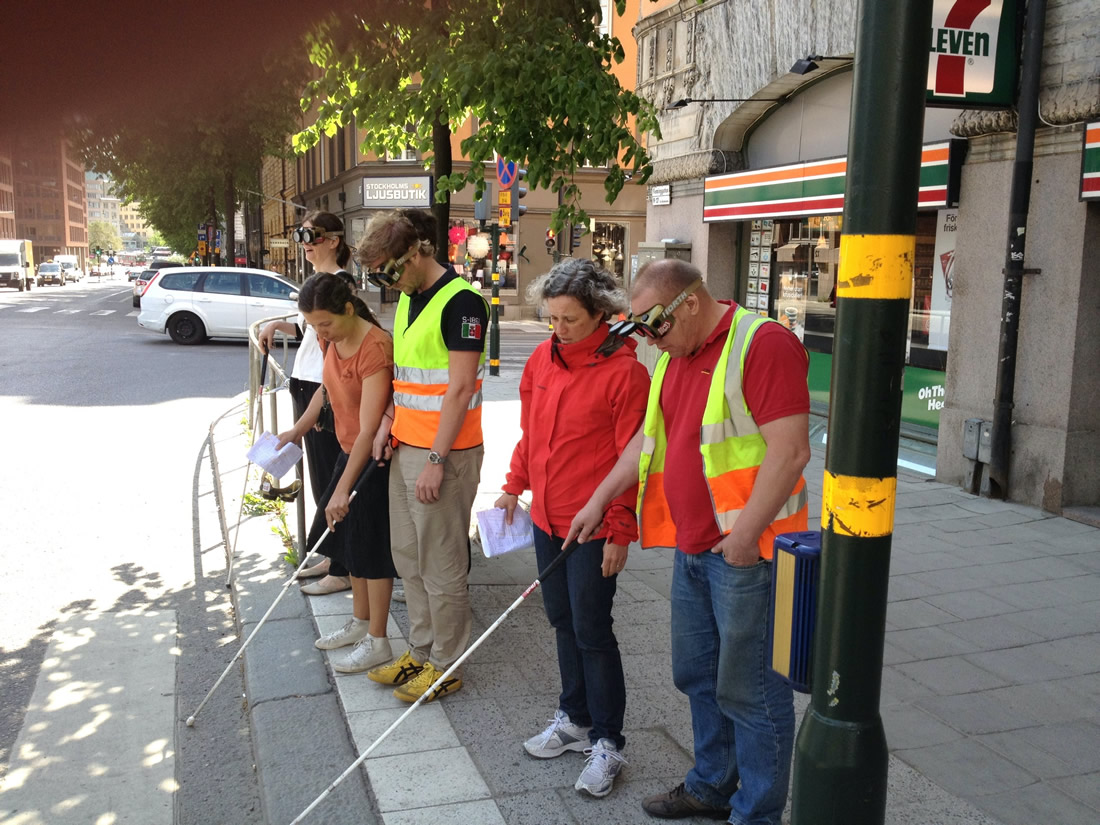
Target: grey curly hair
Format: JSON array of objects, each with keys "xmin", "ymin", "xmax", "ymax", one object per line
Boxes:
[{"xmin": 526, "ymin": 258, "xmax": 628, "ymax": 321}]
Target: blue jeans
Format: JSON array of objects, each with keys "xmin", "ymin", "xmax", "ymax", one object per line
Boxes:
[
  {"xmin": 534, "ymin": 526, "xmax": 626, "ymax": 749},
  {"xmin": 671, "ymin": 551, "xmax": 794, "ymax": 825}
]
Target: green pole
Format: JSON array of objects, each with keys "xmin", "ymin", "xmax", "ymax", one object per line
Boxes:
[
  {"xmin": 489, "ymin": 223, "xmax": 500, "ymax": 377},
  {"xmin": 791, "ymin": 0, "xmax": 933, "ymax": 823}
]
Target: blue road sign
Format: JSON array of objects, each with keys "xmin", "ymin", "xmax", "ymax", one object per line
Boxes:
[{"xmin": 496, "ymin": 157, "xmax": 517, "ymax": 189}]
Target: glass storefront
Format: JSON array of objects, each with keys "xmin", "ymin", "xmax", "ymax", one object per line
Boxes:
[{"xmin": 749, "ymin": 210, "xmax": 955, "ymax": 430}]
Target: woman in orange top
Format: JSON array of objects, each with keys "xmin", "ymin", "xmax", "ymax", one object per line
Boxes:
[{"xmin": 278, "ymin": 272, "xmax": 397, "ymax": 673}]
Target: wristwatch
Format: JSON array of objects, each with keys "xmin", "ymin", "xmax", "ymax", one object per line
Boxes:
[{"xmin": 427, "ymin": 450, "xmax": 446, "ymax": 465}]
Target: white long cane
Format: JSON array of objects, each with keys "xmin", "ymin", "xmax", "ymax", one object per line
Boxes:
[{"xmin": 287, "ymin": 538, "xmax": 581, "ymax": 824}]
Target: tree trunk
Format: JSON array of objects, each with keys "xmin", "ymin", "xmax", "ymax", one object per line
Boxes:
[
  {"xmin": 431, "ymin": 113, "xmax": 451, "ymax": 263},
  {"xmin": 224, "ymin": 169, "xmax": 236, "ymax": 267}
]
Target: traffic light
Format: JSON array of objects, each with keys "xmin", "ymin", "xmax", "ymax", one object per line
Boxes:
[
  {"xmin": 570, "ymin": 224, "xmax": 584, "ymax": 250},
  {"xmin": 545, "ymin": 227, "xmax": 556, "ymax": 252},
  {"xmin": 94, "ymin": 246, "xmax": 103, "ymax": 257},
  {"xmin": 510, "ymin": 168, "xmax": 527, "ymax": 221}
]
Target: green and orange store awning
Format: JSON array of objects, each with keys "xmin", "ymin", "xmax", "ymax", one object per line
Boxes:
[
  {"xmin": 703, "ymin": 140, "xmax": 964, "ymax": 222},
  {"xmin": 1081, "ymin": 121, "xmax": 1100, "ymax": 201}
]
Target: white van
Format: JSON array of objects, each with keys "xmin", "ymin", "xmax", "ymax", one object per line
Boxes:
[
  {"xmin": 0, "ymin": 239, "xmax": 35, "ymax": 291},
  {"xmin": 55, "ymin": 254, "xmax": 84, "ymax": 281}
]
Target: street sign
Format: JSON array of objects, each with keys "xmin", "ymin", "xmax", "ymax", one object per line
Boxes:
[
  {"xmin": 499, "ymin": 207, "xmax": 512, "ymax": 228},
  {"xmin": 496, "ymin": 157, "xmax": 517, "ymax": 189},
  {"xmin": 269, "ymin": 238, "xmax": 290, "ymax": 248}
]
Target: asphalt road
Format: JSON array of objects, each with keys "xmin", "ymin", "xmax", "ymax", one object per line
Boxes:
[
  {"xmin": 0, "ymin": 276, "xmax": 547, "ymax": 824},
  {"xmin": 0, "ymin": 276, "xmax": 261, "ymax": 824}
]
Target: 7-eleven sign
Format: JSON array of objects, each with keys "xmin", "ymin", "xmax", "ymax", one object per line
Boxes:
[{"xmin": 927, "ymin": 0, "xmax": 1018, "ymax": 108}]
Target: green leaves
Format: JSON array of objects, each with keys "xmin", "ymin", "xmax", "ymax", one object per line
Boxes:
[{"xmin": 298, "ymin": 0, "xmax": 658, "ymax": 229}]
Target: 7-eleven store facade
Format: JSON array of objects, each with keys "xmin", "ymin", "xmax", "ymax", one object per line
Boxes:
[{"xmin": 701, "ymin": 141, "xmax": 966, "ymax": 438}]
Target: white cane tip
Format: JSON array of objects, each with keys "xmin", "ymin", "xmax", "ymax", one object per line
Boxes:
[{"xmin": 186, "ymin": 716, "xmax": 196, "ymax": 727}]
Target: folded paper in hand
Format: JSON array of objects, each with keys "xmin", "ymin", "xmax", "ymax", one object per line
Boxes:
[
  {"xmin": 247, "ymin": 431, "xmax": 303, "ymax": 480},
  {"xmin": 476, "ymin": 507, "xmax": 534, "ymax": 558}
]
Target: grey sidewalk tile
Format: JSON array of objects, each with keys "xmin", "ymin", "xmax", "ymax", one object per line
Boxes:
[
  {"xmin": 983, "ymin": 579, "xmax": 1084, "ymax": 610},
  {"xmin": 615, "ymin": 728, "xmax": 695, "ymax": 780},
  {"xmin": 882, "ymin": 705, "xmax": 963, "ymax": 750},
  {"xmin": 335, "ymin": 671, "xmax": 410, "ymax": 713},
  {"xmin": 366, "ymin": 746, "xmax": 492, "ymax": 812},
  {"xmin": 975, "ymin": 729, "xmax": 1082, "ymax": 780},
  {"xmin": 251, "ymin": 695, "xmax": 376, "ymax": 825},
  {"xmin": 893, "ymin": 503, "xmax": 981, "ymax": 525},
  {"xmin": 916, "ymin": 692, "xmax": 1040, "ymax": 735},
  {"xmin": 883, "ymin": 640, "xmax": 915, "ymax": 667},
  {"xmin": 314, "ymin": 611, "xmax": 402, "ymax": 642},
  {"xmin": 888, "ymin": 626, "xmax": 983, "ymax": 660},
  {"xmin": 626, "ymin": 568, "xmax": 673, "ymax": 600},
  {"xmin": 233, "ymin": 557, "xmax": 311, "ymax": 623},
  {"xmin": 923, "ymin": 590, "xmax": 1020, "ymax": 620},
  {"xmin": 935, "ymin": 517, "xmax": 990, "ymax": 534},
  {"xmin": 240, "ymin": 616, "xmax": 332, "ymax": 705},
  {"xmin": 954, "ymin": 496, "xmax": 1021, "ymax": 515},
  {"xmin": 1052, "ymin": 773, "xmax": 1100, "ymax": 811},
  {"xmin": 971, "ymin": 781, "xmax": 1100, "ymax": 825},
  {"xmin": 1048, "ymin": 573, "xmax": 1100, "ymax": 602},
  {"xmin": 1002, "ymin": 605, "xmax": 1100, "ymax": 641},
  {"xmin": 1036, "ymin": 634, "xmax": 1100, "ymax": 677},
  {"xmin": 382, "ymin": 799, "xmax": 506, "ymax": 825},
  {"xmin": 936, "ymin": 527, "xmax": 1029, "ymax": 549},
  {"xmin": 974, "ymin": 509, "xmax": 1050, "ymax": 528},
  {"xmin": 1024, "ymin": 518, "xmax": 1099, "ymax": 539},
  {"xmin": 940, "ymin": 616, "xmax": 1046, "ymax": 650},
  {"xmin": 346, "ymin": 703, "xmax": 459, "ymax": 759},
  {"xmin": 613, "ymin": 598, "xmax": 673, "ymax": 624},
  {"xmin": 495, "ymin": 790, "xmax": 581, "ymax": 825},
  {"xmin": 887, "ymin": 598, "xmax": 960, "ymax": 629},
  {"xmin": 896, "ymin": 656, "xmax": 1009, "ymax": 694},
  {"xmin": 616, "ymin": 578, "xmax": 671, "ymax": 602},
  {"xmin": 886, "ymin": 799, "xmax": 1008, "ymax": 825},
  {"xmin": 621, "ymin": 652, "xmax": 676, "ymax": 687},
  {"xmin": 892, "ymin": 551, "xmax": 975, "ymax": 574},
  {"xmin": 964, "ymin": 643, "xmax": 1087, "ymax": 685},
  {"xmin": 893, "ymin": 739, "xmax": 1037, "ymax": 798},
  {"xmin": 896, "ymin": 489, "xmax": 974, "ymax": 509},
  {"xmin": 466, "ymin": 736, "xmax": 585, "ymax": 795},
  {"xmin": 891, "ymin": 532, "xmax": 969, "ymax": 555},
  {"xmin": 983, "ymin": 680, "xmax": 1100, "ymax": 725},
  {"xmin": 560, "ymin": 777, "xmax": 691, "ymax": 825},
  {"xmin": 1066, "ymin": 552, "xmax": 1100, "ymax": 571},
  {"xmin": 1016, "ymin": 720, "xmax": 1100, "ymax": 772},
  {"xmin": 888, "ymin": 573, "xmax": 955, "ymax": 601},
  {"xmin": 881, "ymin": 666, "xmax": 937, "ymax": 704},
  {"xmin": 305, "ymin": 588, "xmax": 355, "ymax": 615},
  {"xmin": 910, "ymin": 566, "xmax": 999, "ymax": 595}
]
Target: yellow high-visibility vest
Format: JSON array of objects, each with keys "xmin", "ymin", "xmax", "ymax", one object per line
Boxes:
[
  {"xmin": 637, "ymin": 306, "xmax": 808, "ymax": 558},
  {"xmin": 392, "ymin": 278, "xmax": 487, "ymax": 449}
]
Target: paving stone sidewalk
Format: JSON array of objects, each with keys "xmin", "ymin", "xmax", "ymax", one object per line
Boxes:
[{"xmin": 219, "ymin": 339, "xmax": 1099, "ymax": 825}]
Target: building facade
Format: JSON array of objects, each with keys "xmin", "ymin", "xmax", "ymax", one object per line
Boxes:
[
  {"xmin": 633, "ymin": 0, "xmax": 1099, "ymax": 513},
  {"xmin": 0, "ymin": 135, "xmax": 15, "ymax": 240},
  {"xmin": 85, "ymin": 172, "xmax": 121, "ymax": 232},
  {"xmin": 12, "ymin": 133, "xmax": 87, "ymax": 267}
]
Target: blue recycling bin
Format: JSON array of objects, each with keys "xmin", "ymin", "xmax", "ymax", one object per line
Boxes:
[{"xmin": 767, "ymin": 530, "xmax": 821, "ymax": 693}]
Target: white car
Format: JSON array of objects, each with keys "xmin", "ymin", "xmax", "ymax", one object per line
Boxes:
[{"xmin": 137, "ymin": 266, "xmax": 298, "ymax": 345}]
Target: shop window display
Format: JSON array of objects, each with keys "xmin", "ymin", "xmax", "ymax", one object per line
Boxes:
[{"xmin": 592, "ymin": 222, "xmax": 627, "ymax": 279}]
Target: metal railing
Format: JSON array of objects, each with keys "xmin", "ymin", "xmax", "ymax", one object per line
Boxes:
[{"xmin": 247, "ymin": 313, "xmax": 308, "ymax": 556}]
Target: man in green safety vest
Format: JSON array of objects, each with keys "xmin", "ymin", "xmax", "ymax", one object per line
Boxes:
[{"xmin": 567, "ymin": 258, "xmax": 810, "ymax": 823}]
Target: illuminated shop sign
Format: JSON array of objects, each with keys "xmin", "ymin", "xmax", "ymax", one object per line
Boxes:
[
  {"xmin": 927, "ymin": 0, "xmax": 1019, "ymax": 108},
  {"xmin": 360, "ymin": 176, "xmax": 432, "ymax": 208}
]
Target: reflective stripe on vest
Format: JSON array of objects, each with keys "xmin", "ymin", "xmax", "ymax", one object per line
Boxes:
[
  {"xmin": 391, "ymin": 278, "xmax": 487, "ymax": 449},
  {"xmin": 637, "ymin": 306, "xmax": 808, "ymax": 558}
]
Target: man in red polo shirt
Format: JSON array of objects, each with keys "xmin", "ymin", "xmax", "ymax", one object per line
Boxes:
[{"xmin": 568, "ymin": 258, "xmax": 810, "ymax": 824}]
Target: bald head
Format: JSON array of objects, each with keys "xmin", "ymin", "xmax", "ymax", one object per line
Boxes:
[{"xmin": 633, "ymin": 259, "xmax": 709, "ymax": 304}]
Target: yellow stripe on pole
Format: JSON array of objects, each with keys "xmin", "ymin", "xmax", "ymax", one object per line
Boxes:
[
  {"xmin": 491, "ymin": 296, "xmax": 500, "ymax": 305},
  {"xmin": 489, "ymin": 359, "xmax": 500, "ymax": 367},
  {"xmin": 836, "ymin": 235, "xmax": 915, "ymax": 300},
  {"xmin": 821, "ymin": 472, "xmax": 897, "ymax": 537}
]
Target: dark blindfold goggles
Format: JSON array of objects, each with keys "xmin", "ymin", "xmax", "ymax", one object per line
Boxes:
[
  {"xmin": 608, "ymin": 278, "xmax": 702, "ymax": 339},
  {"xmin": 365, "ymin": 247, "xmax": 417, "ymax": 289},
  {"xmin": 292, "ymin": 227, "xmax": 343, "ymax": 244}
]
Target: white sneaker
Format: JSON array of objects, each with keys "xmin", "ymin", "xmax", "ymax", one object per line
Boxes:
[
  {"xmin": 332, "ymin": 635, "xmax": 393, "ymax": 673},
  {"xmin": 314, "ymin": 618, "xmax": 370, "ymax": 650},
  {"xmin": 575, "ymin": 738, "xmax": 626, "ymax": 798},
  {"xmin": 523, "ymin": 709, "xmax": 592, "ymax": 759}
]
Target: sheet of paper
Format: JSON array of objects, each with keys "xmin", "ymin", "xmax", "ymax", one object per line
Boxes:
[
  {"xmin": 475, "ymin": 506, "xmax": 535, "ymax": 558},
  {"xmin": 246, "ymin": 431, "xmax": 303, "ymax": 480}
]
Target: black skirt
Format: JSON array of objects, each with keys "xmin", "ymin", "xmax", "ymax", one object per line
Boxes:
[{"xmin": 306, "ymin": 452, "xmax": 395, "ymax": 579}]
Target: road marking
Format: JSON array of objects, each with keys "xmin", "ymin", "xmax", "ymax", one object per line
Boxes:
[
  {"xmin": 56, "ymin": 309, "xmax": 82, "ymax": 314},
  {"xmin": 90, "ymin": 310, "xmax": 116, "ymax": 316},
  {"xmin": 17, "ymin": 306, "xmax": 49, "ymax": 312},
  {"xmin": 127, "ymin": 310, "xmax": 140, "ymax": 317}
]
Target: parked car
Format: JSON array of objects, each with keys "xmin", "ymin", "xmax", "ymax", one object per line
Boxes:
[
  {"xmin": 36, "ymin": 262, "xmax": 66, "ymax": 286},
  {"xmin": 131, "ymin": 260, "xmax": 183, "ymax": 306},
  {"xmin": 137, "ymin": 266, "xmax": 299, "ymax": 345}
]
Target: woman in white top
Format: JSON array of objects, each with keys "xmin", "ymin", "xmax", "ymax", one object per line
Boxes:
[{"xmin": 259, "ymin": 211, "xmax": 355, "ymax": 594}]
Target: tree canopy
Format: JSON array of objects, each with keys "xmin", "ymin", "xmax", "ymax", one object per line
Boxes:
[
  {"xmin": 72, "ymin": 54, "xmax": 307, "ymax": 261},
  {"xmin": 88, "ymin": 221, "xmax": 123, "ymax": 254},
  {"xmin": 298, "ymin": 0, "xmax": 659, "ymax": 243}
]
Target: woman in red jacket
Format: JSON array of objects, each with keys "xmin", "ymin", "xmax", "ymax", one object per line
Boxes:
[{"xmin": 495, "ymin": 258, "xmax": 649, "ymax": 799}]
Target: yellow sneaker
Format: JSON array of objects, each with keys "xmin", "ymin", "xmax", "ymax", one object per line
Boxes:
[
  {"xmin": 393, "ymin": 662, "xmax": 462, "ymax": 703},
  {"xmin": 367, "ymin": 650, "xmax": 423, "ymax": 686}
]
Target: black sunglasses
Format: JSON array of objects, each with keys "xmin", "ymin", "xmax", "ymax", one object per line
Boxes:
[
  {"xmin": 292, "ymin": 227, "xmax": 343, "ymax": 244},
  {"xmin": 608, "ymin": 278, "xmax": 702, "ymax": 339}
]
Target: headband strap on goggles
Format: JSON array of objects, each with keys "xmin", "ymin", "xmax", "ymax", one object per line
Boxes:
[
  {"xmin": 608, "ymin": 278, "xmax": 702, "ymax": 339},
  {"xmin": 292, "ymin": 227, "xmax": 343, "ymax": 244}
]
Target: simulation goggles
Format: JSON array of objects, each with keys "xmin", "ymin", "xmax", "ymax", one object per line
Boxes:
[
  {"xmin": 365, "ymin": 247, "xmax": 417, "ymax": 289},
  {"xmin": 291, "ymin": 226, "xmax": 343, "ymax": 244},
  {"xmin": 608, "ymin": 278, "xmax": 702, "ymax": 340}
]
